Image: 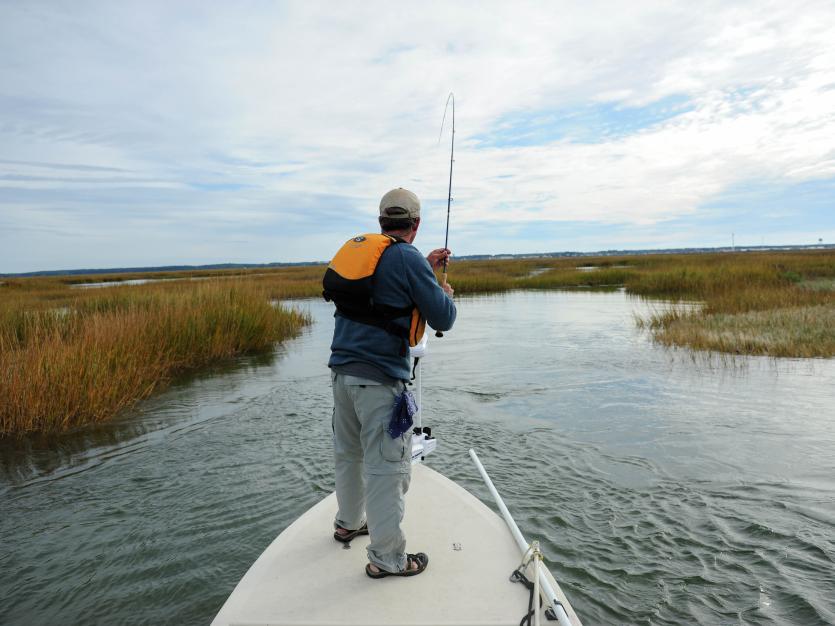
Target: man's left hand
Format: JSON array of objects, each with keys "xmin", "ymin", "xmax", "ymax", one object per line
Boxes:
[{"xmin": 426, "ymin": 248, "xmax": 452, "ymax": 269}]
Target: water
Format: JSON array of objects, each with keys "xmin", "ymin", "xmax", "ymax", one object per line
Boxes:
[
  {"xmin": 576, "ymin": 264, "xmax": 631, "ymax": 271},
  {"xmin": 71, "ymin": 277, "xmax": 168, "ymax": 288},
  {"xmin": 71, "ymin": 274, "xmax": 268, "ymax": 289},
  {"xmin": 2, "ymin": 291, "xmax": 834, "ymax": 625},
  {"xmin": 71, "ymin": 276, "xmax": 214, "ymax": 288}
]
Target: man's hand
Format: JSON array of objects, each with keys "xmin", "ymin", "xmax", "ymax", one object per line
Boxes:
[
  {"xmin": 426, "ymin": 248, "xmax": 452, "ymax": 270},
  {"xmin": 442, "ymin": 281, "xmax": 454, "ymax": 297}
]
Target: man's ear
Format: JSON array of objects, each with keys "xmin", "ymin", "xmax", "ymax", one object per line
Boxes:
[{"xmin": 412, "ymin": 217, "xmax": 421, "ymax": 231}]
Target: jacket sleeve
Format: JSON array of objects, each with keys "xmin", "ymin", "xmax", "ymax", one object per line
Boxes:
[{"xmin": 402, "ymin": 247, "xmax": 457, "ymax": 332}]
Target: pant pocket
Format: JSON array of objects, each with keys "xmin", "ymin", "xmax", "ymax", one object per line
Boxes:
[{"xmin": 380, "ymin": 426, "xmax": 408, "ymax": 462}]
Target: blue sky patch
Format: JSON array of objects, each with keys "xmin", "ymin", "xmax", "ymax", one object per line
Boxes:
[{"xmin": 473, "ymin": 95, "xmax": 693, "ymax": 147}]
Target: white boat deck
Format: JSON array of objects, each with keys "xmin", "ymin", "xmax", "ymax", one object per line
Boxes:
[{"xmin": 212, "ymin": 464, "xmax": 581, "ymax": 626}]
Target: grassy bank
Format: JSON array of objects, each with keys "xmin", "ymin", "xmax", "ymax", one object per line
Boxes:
[
  {"xmin": 0, "ymin": 280, "xmax": 310, "ymax": 435},
  {"xmin": 3, "ymin": 249, "xmax": 832, "ymax": 433},
  {"xmin": 445, "ymin": 251, "xmax": 835, "ymax": 358},
  {"xmin": 637, "ymin": 304, "xmax": 835, "ymax": 358},
  {"xmin": 623, "ymin": 252, "xmax": 835, "ymax": 357},
  {"xmin": 339, "ymin": 249, "xmax": 835, "ymax": 358}
]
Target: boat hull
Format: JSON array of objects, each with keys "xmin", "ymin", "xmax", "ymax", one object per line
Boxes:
[{"xmin": 212, "ymin": 463, "xmax": 570, "ymax": 626}]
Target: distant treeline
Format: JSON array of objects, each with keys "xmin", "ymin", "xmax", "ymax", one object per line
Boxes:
[
  {"xmin": 2, "ymin": 261, "xmax": 322, "ymax": 278},
  {"xmin": 4, "ymin": 243, "xmax": 833, "ymax": 278}
]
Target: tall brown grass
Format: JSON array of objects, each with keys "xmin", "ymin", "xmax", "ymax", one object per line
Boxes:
[
  {"xmin": 624, "ymin": 251, "xmax": 835, "ymax": 357},
  {"xmin": 445, "ymin": 257, "xmax": 635, "ymax": 294},
  {"xmin": 637, "ymin": 304, "xmax": 835, "ymax": 358},
  {"xmin": 0, "ymin": 281, "xmax": 309, "ymax": 435},
  {"xmin": 3, "ymin": 250, "xmax": 833, "ymax": 434},
  {"xmin": 444, "ymin": 250, "xmax": 835, "ymax": 357}
]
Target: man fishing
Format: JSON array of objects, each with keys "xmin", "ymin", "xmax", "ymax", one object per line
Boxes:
[{"xmin": 325, "ymin": 187, "xmax": 456, "ymax": 578}]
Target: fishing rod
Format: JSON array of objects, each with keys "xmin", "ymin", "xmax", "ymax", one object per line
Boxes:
[{"xmin": 436, "ymin": 92, "xmax": 454, "ymax": 339}]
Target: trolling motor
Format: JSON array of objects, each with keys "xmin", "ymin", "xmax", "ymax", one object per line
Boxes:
[
  {"xmin": 408, "ymin": 333, "xmax": 437, "ymax": 463},
  {"xmin": 411, "ymin": 426, "xmax": 437, "ymax": 463}
]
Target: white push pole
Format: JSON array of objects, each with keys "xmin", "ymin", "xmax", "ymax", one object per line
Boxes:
[
  {"xmin": 533, "ymin": 545, "xmax": 541, "ymax": 626},
  {"xmin": 469, "ymin": 449, "xmax": 575, "ymax": 626}
]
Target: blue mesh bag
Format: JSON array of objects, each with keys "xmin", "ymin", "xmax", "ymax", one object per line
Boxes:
[{"xmin": 388, "ymin": 390, "xmax": 418, "ymax": 438}]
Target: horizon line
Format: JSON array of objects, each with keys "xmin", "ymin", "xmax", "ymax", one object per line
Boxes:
[{"xmin": 3, "ymin": 242, "xmax": 834, "ymax": 278}]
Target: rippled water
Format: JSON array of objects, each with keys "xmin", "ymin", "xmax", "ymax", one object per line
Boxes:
[{"xmin": 2, "ymin": 291, "xmax": 834, "ymax": 625}]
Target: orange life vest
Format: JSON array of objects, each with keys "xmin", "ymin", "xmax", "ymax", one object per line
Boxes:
[{"xmin": 322, "ymin": 234, "xmax": 426, "ymax": 353}]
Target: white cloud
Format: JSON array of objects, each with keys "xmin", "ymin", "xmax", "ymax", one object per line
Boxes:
[{"xmin": 1, "ymin": 1, "xmax": 834, "ymax": 271}]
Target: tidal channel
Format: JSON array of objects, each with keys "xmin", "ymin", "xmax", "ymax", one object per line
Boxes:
[{"xmin": 2, "ymin": 291, "xmax": 833, "ymax": 625}]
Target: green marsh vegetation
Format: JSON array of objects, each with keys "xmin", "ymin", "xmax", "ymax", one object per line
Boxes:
[
  {"xmin": 0, "ymin": 274, "xmax": 312, "ymax": 435},
  {"xmin": 2, "ymin": 249, "xmax": 832, "ymax": 434},
  {"xmin": 627, "ymin": 251, "xmax": 835, "ymax": 358},
  {"xmin": 446, "ymin": 250, "xmax": 835, "ymax": 358}
]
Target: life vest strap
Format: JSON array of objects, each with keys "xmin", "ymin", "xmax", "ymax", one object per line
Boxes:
[{"xmin": 335, "ymin": 310, "xmax": 412, "ymax": 356}]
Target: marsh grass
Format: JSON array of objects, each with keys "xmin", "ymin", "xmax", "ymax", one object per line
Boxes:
[
  {"xmin": 0, "ymin": 281, "xmax": 310, "ymax": 434},
  {"xmin": 444, "ymin": 257, "xmax": 638, "ymax": 294},
  {"xmin": 621, "ymin": 251, "xmax": 835, "ymax": 357},
  {"xmin": 3, "ymin": 250, "xmax": 833, "ymax": 433},
  {"xmin": 802, "ymin": 278, "xmax": 835, "ymax": 292},
  {"xmin": 639, "ymin": 305, "xmax": 835, "ymax": 358},
  {"xmin": 446, "ymin": 251, "xmax": 835, "ymax": 357}
]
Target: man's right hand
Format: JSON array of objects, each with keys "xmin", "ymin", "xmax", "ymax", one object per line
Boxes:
[
  {"xmin": 427, "ymin": 248, "xmax": 452, "ymax": 270},
  {"xmin": 442, "ymin": 282, "xmax": 454, "ymax": 297}
]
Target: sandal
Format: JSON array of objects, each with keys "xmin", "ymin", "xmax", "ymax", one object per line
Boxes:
[
  {"xmin": 333, "ymin": 523, "xmax": 369, "ymax": 543},
  {"xmin": 365, "ymin": 552, "xmax": 429, "ymax": 579}
]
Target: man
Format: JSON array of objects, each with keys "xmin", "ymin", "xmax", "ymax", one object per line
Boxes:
[{"xmin": 328, "ymin": 187, "xmax": 456, "ymax": 578}]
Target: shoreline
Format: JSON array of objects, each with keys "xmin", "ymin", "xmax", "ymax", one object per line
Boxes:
[{"xmin": 2, "ymin": 249, "xmax": 832, "ymax": 434}]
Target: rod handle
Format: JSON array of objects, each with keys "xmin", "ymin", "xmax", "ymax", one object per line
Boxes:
[{"xmin": 435, "ymin": 272, "xmax": 449, "ymax": 338}]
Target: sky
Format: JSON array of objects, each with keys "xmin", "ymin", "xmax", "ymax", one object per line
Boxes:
[{"xmin": 1, "ymin": 1, "xmax": 834, "ymax": 273}]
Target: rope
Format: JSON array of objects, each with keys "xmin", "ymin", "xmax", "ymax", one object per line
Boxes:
[{"xmin": 509, "ymin": 541, "xmax": 563, "ymax": 625}]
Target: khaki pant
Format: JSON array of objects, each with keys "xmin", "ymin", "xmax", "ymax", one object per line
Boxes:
[{"xmin": 331, "ymin": 371, "xmax": 412, "ymax": 572}]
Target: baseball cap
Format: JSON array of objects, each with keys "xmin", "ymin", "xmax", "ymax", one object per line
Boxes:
[{"xmin": 379, "ymin": 187, "xmax": 421, "ymax": 219}]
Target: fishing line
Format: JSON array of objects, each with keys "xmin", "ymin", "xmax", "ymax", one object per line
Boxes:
[{"xmin": 435, "ymin": 92, "xmax": 455, "ymax": 339}]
